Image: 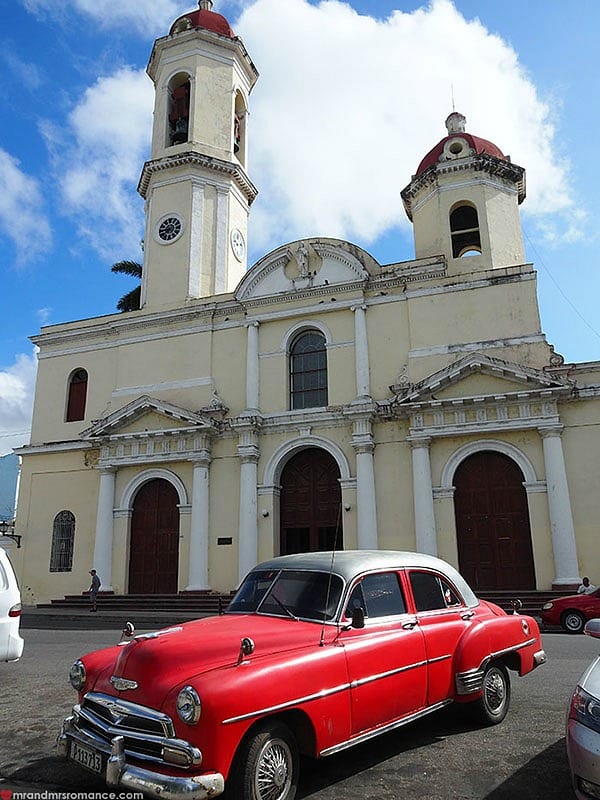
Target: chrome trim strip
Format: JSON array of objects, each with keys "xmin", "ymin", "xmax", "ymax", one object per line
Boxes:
[
  {"xmin": 350, "ymin": 660, "xmax": 427, "ymax": 689},
  {"xmin": 427, "ymin": 654, "xmax": 452, "ymax": 665},
  {"xmin": 223, "ymin": 657, "xmax": 431, "ymax": 725},
  {"xmin": 222, "ymin": 682, "xmax": 351, "ymax": 725},
  {"xmin": 319, "ymin": 700, "xmax": 453, "ymax": 757}
]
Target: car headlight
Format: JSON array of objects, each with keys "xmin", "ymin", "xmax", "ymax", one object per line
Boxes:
[
  {"xmin": 542, "ymin": 602, "xmax": 554, "ymax": 610},
  {"xmin": 570, "ymin": 685, "xmax": 600, "ymax": 734},
  {"xmin": 69, "ymin": 659, "xmax": 86, "ymax": 691},
  {"xmin": 176, "ymin": 686, "xmax": 201, "ymax": 725}
]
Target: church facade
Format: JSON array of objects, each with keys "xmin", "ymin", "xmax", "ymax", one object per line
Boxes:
[{"xmin": 10, "ymin": 2, "xmax": 600, "ymax": 603}]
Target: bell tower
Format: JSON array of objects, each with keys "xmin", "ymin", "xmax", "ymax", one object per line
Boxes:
[
  {"xmin": 401, "ymin": 113, "xmax": 526, "ymax": 274},
  {"xmin": 138, "ymin": 1, "xmax": 259, "ymax": 309}
]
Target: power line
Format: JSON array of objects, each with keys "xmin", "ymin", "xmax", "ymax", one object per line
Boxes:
[{"xmin": 524, "ymin": 227, "xmax": 600, "ymax": 344}]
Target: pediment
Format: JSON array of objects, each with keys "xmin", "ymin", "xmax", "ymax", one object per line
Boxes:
[
  {"xmin": 81, "ymin": 396, "xmax": 215, "ymax": 439},
  {"xmin": 392, "ymin": 353, "xmax": 574, "ymax": 406},
  {"xmin": 235, "ymin": 237, "xmax": 379, "ymax": 301}
]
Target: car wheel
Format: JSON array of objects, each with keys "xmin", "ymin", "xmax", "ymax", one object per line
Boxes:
[
  {"xmin": 470, "ymin": 662, "xmax": 511, "ymax": 726},
  {"xmin": 227, "ymin": 720, "xmax": 299, "ymax": 800},
  {"xmin": 561, "ymin": 610, "xmax": 585, "ymax": 634}
]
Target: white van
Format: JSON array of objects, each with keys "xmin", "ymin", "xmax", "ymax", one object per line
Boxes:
[{"xmin": 0, "ymin": 547, "xmax": 24, "ymax": 661}]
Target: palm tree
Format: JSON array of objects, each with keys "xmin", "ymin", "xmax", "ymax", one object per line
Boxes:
[{"xmin": 111, "ymin": 260, "xmax": 142, "ymax": 312}]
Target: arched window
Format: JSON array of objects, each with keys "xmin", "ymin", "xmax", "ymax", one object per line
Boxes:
[
  {"xmin": 66, "ymin": 369, "xmax": 88, "ymax": 422},
  {"xmin": 290, "ymin": 331, "xmax": 328, "ymax": 410},
  {"xmin": 450, "ymin": 203, "xmax": 481, "ymax": 257},
  {"xmin": 168, "ymin": 74, "xmax": 191, "ymax": 147},
  {"xmin": 49, "ymin": 510, "xmax": 75, "ymax": 572}
]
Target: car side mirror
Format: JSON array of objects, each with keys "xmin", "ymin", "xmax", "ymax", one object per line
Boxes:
[
  {"xmin": 351, "ymin": 607, "xmax": 365, "ymax": 629},
  {"xmin": 584, "ymin": 619, "xmax": 600, "ymax": 639}
]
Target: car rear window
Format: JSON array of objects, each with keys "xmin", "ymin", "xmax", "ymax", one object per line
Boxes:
[
  {"xmin": 346, "ymin": 572, "xmax": 406, "ymax": 618},
  {"xmin": 0, "ymin": 561, "xmax": 8, "ymax": 591},
  {"xmin": 410, "ymin": 571, "xmax": 463, "ymax": 612}
]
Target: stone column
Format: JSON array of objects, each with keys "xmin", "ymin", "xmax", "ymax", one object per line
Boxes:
[
  {"xmin": 352, "ymin": 416, "xmax": 378, "ymax": 549},
  {"xmin": 409, "ymin": 436, "xmax": 437, "ymax": 556},
  {"xmin": 351, "ymin": 304, "xmax": 371, "ymax": 399},
  {"xmin": 245, "ymin": 321, "xmax": 260, "ymax": 412},
  {"xmin": 93, "ymin": 467, "xmax": 116, "ymax": 591},
  {"xmin": 186, "ymin": 441, "xmax": 211, "ymax": 591},
  {"xmin": 539, "ymin": 425, "xmax": 580, "ymax": 588},
  {"xmin": 237, "ymin": 424, "xmax": 260, "ymax": 584}
]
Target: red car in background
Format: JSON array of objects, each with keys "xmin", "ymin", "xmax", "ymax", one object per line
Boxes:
[
  {"xmin": 58, "ymin": 550, "xmax": 546, "ymax": 800},
  {"xmin": 542, "ymin": 589, "xmax": 600, "ymax": 633}
]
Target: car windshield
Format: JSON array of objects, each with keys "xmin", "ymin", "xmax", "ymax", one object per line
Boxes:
[{"xmin": 228, "ymin": 569, "xmax": 344, "ymax": 622}]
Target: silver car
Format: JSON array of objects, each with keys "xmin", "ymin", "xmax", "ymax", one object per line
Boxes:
[{"xmin": 567, "ymin": 618, "xmax": 600, "ymax": 799}]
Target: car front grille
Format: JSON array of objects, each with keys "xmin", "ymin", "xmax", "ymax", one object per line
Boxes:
[{"xmin": 73, "ymin": 691, "xmax": 200, "ymax": 768}]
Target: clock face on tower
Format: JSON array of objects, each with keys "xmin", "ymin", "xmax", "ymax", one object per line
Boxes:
[
  {"xmin": 230, "ymin": 228, "xmax": 246, "ymax": 261},
  {"xmin": 155, "ymin": 215, "xmax": 183, "ymax": 244}
]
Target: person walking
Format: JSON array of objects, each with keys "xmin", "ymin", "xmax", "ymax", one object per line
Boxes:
[{"xmin": 88, "ymin": 569, "xmax": 101, "ymax": 612}]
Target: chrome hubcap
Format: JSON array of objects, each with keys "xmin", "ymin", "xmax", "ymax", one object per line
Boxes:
[
  {"xmin": 255, "ymin": 739, "xmax": 292, "ymax": 800},
  {"xmin": 485, "ymin": 670, "xmax": 506, "ymax": 712}
]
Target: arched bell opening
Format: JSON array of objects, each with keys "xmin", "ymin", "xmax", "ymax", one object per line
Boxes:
[
  {"xmin": 167, "ymin": 73, "xmax": 191, "ymax": 147},
  {"xmin": 450, "ymin": 202, "xmax": 482, "ymax": 258},
  {"xmin": 234, "ymin": 90, "xmax": 248, "ymax": 165}
]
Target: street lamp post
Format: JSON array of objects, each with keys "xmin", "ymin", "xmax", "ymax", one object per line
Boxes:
[{"xmin": 0, "ymin": 519, "xmax": 21, "ymax": 548}]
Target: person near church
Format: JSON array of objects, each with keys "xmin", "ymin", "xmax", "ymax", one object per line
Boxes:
[
  {"xmin": 88, "ymin": 569, "xmax": 101, "ymax": 612},
  {"xmin": 577, "ymin": 576, "xmax": 597, "ymax": 595}
]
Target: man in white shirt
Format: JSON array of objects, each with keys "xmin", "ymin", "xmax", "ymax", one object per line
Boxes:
[{"xmin": 577, "ymin": 576, "xmax": 597, "ymax": 595}]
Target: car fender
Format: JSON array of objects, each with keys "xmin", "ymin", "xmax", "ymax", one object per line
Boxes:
[
  {"xmin": 161, "ymin": 638, "xmax": 351, "ymax": 779},
  {"xmin": 452, "ymin": 614, "xmax": 542, "ymax": 698}
]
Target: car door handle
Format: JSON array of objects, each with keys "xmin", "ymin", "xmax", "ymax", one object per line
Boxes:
[
  {"xmin": 461, "ymin": 611, "xmax": 475, "ymax": 620},
  {"xmin": 402, "ymin": 617, "xmax": 418, "ymax": 630}
]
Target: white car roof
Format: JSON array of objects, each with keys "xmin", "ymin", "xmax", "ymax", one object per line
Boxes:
[{"xmin": 251, "ymin": 550, "xmax": 479, "ymax": 606}]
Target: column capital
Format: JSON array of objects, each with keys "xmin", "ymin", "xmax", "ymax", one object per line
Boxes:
[
  {"xmin": 353, "ymin": 441, "xmax": 374, "ymax": 456},
  {"xmin": 407, "ymin": 435, "xmax": 432, "ymax": 449},
  {"xmin": 538, "ymin": 424, "xmax": 564, "ymax": 439},
  {"xmin": 238, "ymin": 446, "xmax": 260, "ymax": 464},
  {"xmin": 191, "ymin": 452, "xmax": 212, "ymax": 469},
  {"xmin": 351, "ymin": 303, "xmax": 367, "ymax": 313},
  {"xmin": 245, "ymin": 319, "xmax": 260, "ymax": 329}
]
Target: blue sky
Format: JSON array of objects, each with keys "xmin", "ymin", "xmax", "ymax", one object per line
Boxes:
[{"xmin": 1, "ymin": 0, "xmax": 600, "ymax": 455}]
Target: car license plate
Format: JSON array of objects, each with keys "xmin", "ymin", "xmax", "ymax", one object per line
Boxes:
[{"xmin": 70, "ymin": 740, "xmax": 103, "ymax": 774}]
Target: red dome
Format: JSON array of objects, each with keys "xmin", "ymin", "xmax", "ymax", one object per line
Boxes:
[
  {"xmin": 170, "ymin": 6, "xmax": 234, "ymax": 38},
  {"xmin": 416, "ymin": 133, "xmax": 505, "ymax": 175},
  {"xmin": 415, "ymin": 113, "xmax": 505, "ymax": 176}
]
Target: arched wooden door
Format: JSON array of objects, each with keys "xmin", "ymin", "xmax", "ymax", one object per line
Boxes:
[
  {"xmin": 454, "ymin": 451, "xmax": 536, "ymax": 591},
  {"xmin": 280, "ymin": 448, "xmax": 343, "ymax": 555},
  {"xmin": 128, "ymin": 478, "xmax": 179, "ymax": 594}
]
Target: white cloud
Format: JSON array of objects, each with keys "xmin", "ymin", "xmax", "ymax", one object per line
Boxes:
[
  {"xmin": 0, "ymin": 149, "xmax": 52, "ymax": 266},
  {"xmin": 0, "ymin": 351, "xmax": 37, "ymax": 456},
  {"xmin": 33, "ymin": 0, "xmax": 576, "ymax": 267},
  {"xmin": 235, "ymin": 0, "xmax": 574, "ymax": 256},
  {"xmin": 42, "ymin": 67, "xmax": 153, "ymax": 261}
]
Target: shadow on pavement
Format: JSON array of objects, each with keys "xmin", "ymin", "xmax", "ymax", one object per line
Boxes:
[{"xmin": 484, "ymin": 739, "xmax": 574, "ymax": 800}]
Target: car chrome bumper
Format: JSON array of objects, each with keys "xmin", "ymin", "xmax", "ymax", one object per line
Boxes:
[
  {"xmin": 58, "ymin": 715, "xmax": 225, "ymax": 800},
  {"xmin": 567, "ymin": 719, "xmax": 600, "ymax": 800}
]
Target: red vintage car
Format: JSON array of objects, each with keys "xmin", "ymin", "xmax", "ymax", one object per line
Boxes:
[
  {"xmin": 541, "ymin": 589, "xmax": 600, "ymax": 633},
  {"xmin": 58, "ymin": 551, "xmax": 546, "ymax": 800}
]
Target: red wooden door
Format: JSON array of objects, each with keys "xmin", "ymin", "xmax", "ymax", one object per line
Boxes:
[
  {"xmin": 454, "ymin": 451, "xmax": 536, "ymax": 591},
  {"xmin": 280, "ymin": 448, "xmax": 343, "ymax": 555},
  {"xmin": 128, "ymin": 479, "xmax": 179, "ymax": 594}
]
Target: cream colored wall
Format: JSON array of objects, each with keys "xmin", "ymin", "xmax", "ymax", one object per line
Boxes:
[
  {"xmin": 560, "ymin": 399, "xmax": 600, "ymax": 579},
  {"xmin": 16, "ymin": 451, "xmax": 99, "ymax": 605}
]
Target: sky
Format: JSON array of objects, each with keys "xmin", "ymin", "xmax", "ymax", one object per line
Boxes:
[{"xmin": 1, "ymin": 0, "xmax": 600, "ymax": 456}]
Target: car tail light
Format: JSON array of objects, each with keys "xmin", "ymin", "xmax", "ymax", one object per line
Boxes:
[{"xmin": 8, "ymin": 603, "xmax": 21, "ymax": 618}]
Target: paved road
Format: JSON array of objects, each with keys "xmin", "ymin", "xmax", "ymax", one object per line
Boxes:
[{"xmin": 1, "ymin": 626, "xmax": 598, "ymax": 798}]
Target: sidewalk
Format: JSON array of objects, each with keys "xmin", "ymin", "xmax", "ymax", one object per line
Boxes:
[{"xmin": 20, "ymin": 604, "xmax": 212, "ymax": 630}]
